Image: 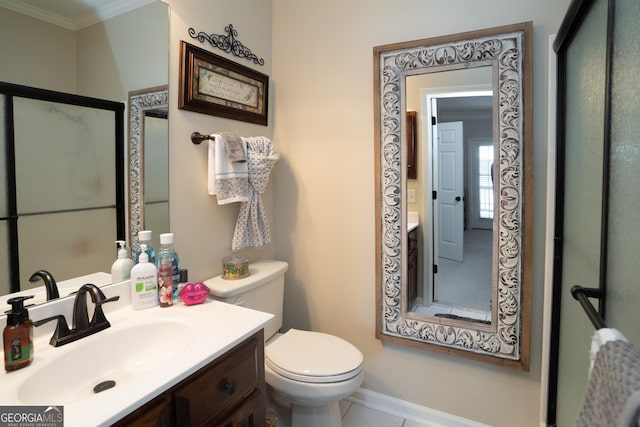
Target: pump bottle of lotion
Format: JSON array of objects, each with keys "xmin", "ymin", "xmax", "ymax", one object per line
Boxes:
[
  {"xmin": 130, "ymin": 244, "xmax": 158, "ymax": 310},
  {"xmin": 111, "ymin": 240, "xmax": 134, "ymax": 281}
]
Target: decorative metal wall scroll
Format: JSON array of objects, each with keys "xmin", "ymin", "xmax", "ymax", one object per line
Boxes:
[{"xmin": 188, "ymin": 25, "xmax": 265, "ymax": 66}]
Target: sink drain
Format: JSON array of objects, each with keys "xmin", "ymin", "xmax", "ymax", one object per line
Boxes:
[{"xmin": 93, "ymin": 380, "xmax": 116, "ymax": 394}]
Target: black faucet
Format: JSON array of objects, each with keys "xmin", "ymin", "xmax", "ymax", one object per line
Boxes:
[
  {"xmin": 34, "ymin": 284, "xmax": 120, "ymax": 347},
  {"xmin": 29, "ymin": 270, "xmax": 59, "ymax": 301}
]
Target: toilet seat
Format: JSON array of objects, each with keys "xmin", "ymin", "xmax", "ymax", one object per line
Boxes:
[{"xmin": 266, "ymin": 329, "xmax": 363, "ymax": 384}]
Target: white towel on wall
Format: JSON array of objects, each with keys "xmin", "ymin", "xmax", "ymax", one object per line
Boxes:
[{"xmin": 207, "ymin": 134, "xmax": 250, "ymax": 205}]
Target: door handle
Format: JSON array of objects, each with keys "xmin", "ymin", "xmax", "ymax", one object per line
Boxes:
[{"xmin": 455, "ymin": 196, "xmax": 461, "ymax": 202}]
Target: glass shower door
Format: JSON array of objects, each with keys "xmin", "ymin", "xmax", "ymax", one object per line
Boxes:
[
  {"xmin": 604, "ymin": 0, "xmax": 640, "ymax": 346},
  {"xmin": 554, "ymin": 0, "xmax": 608, "ymax": 425},
  {"xmin": 552, "ymin": 0, "xmax": 640, "ymax": 425}
]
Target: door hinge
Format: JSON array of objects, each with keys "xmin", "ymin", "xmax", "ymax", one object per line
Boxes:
[
  {"xmin": 432, "ymin": 191, "xmax": 437, "ymax": 200},
  {"xmin": 433, "ymin": 264, "xmax": 438, "ymax": 274},
  {"xmin": 431, "ymin": 116, "xmax": 437, "ymax": 126}
]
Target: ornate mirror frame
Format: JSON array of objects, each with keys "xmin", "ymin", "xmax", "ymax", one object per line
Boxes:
[
  {"xmin": 374, "ymin": 22, "xmax": 533, "ymax": 369},
  {"xmin": 128, "ymin": 85, "xmax": 169, "ymax": 248}
]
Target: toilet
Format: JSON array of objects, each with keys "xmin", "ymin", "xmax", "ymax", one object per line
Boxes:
[{"xmin": 205, "ymin": 260, "xmax": 364, "ymax": 427}]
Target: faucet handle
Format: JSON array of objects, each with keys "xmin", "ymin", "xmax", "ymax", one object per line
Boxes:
[
  {"xmin": 34, "ymin": 315, "xmax": 71, "ymax": 347},
  {"xmin": 96, "ymin": 295, "xmax": 120, "ymax": 306},
  {"xmin": 73, "ymin": 284, "xmax": 119, "ymax": 330},
  {"xmin": 91, "ymin": 295, "xmax": 120, "ymax": 326}
]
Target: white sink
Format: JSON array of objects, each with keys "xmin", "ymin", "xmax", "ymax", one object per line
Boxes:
[
  {"xmin": 17, "ymin": 320, "xmax": 192, "ymax": 405},
  {"xmin": 1, "ymin": 284, "xmax": 273, "ymax": 427}
]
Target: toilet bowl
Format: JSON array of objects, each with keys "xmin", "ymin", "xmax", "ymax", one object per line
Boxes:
[
  {"xmin": 205, "ymin": 260, "xmax": 364, "ymax": 427},
  {"xmin": 264, "ymin": 329, "xmax": 364, "ymax": 427}
]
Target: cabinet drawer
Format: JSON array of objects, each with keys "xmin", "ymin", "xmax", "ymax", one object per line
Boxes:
[{"xmin": 175, "ymin": 332, "xmax": 263, "ymax": 426}]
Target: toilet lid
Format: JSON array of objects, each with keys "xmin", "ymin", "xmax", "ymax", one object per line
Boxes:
[{"xmin": 265, "ymin": 329, "xmax": 363, "ymax": 383}]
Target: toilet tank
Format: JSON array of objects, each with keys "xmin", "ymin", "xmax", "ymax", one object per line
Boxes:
[{"xmin": 204, "ymin": 260, "xmax": 288, "ymax": 340}]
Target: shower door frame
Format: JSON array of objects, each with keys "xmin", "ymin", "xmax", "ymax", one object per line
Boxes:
[{"xmin": 547, "ymin": 0, "xmax": 615, "ymax": 424}]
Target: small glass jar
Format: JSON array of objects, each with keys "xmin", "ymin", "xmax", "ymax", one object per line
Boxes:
[{"xmin": 222, "ymin": 255, "xmax": 250, "ymax": 280}]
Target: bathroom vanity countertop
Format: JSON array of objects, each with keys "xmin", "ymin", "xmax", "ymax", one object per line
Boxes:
[{"xmin": 0, "ymin": 298, "xmax": 273, "ymax": 426}]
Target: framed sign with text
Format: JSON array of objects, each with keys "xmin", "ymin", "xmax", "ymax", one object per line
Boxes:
[{"xmin": 179, "ymin": 41, "xmax": 268, "ymax": 125}]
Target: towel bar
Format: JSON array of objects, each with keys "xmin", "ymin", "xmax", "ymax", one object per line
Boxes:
[
  {"xmin": 571, "ymin": 285, "xmax": 607, "ymax": 329},
  {"xmin": 191, "ymin": 132, "xmax": 214, "ymax": 145}
]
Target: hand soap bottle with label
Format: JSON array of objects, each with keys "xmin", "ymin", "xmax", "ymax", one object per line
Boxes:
[
  {"xmin": 4, "ymin": 295, "xmax": 34, "ymax": 372},
  {"xmin": 130, "ymin": 244, "xmax": 158, "ymax": 310}
]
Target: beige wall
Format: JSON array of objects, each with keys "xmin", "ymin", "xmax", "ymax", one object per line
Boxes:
[
  {"xmin": 0, "ymin": 8, "xmax": 76, "ymax": 92},
  {"xmin": 165, "ymin": 1, "xmax": 570, "ymax": 426},
  {"xmin": 0, "ymin": 3, "xmax": 168, "ymax": 103},
  {"xmin": 76, "ymin": 2, "xmax": 169, "ymax": 101},
  {"xmin": 165, "ymin": 0, "xmax": 275, "ymax": 283},
  {"xmin": 270, "ymin": 1, "xmax": 568, "ymax": 426}
]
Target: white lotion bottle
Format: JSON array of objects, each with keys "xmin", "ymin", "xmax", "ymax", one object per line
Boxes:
[
  {"xmin": 130, "ymin": 244, "xmax": 158, "ymax": 310},
  {"xmin": 111, "ymin": 240, "xmax": 134, "ymax": 281}
]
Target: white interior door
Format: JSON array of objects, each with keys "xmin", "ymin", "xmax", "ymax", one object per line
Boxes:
[{"xmin": 435, "ymin": 121, "xmax": 464, "ymax": 262}]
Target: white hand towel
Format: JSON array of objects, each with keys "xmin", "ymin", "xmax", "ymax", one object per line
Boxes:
[
  {"xmin": 207, "ymin": 134, "xmax": 249, "ymax": 204},
  {"xmin": 589, "ymin": 328, "xmax": 628, "ymax": 375}
]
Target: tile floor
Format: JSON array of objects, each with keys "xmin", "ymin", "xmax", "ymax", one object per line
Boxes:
[{"xmin": 339, "ymin": 400, "xmax": 431, "ymax": 427}]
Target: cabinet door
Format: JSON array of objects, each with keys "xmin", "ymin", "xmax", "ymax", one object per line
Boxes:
[
  {"xmin": 175, "ymin": 333, "xmax": 264, "ymax": 426},
  {"xmin": 213, "ymin": 389, "xmax": 264, "ymax": 427},
  {"xmin": 112, "ymin": 394, "xmax": 173, "ymax": 427}
]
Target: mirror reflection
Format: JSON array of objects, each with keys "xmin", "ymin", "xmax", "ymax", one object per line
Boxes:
[
  {"xmin": 128, "ymin": 86, "xmax": 170, "ymax": 250},
  {"xmin": 0, "ymin": 1, "xmax": 169, "ymax": 304},
  {"xmin": 374, "ymin": 22, "xmax": 532, "ymax": 367},
  {"xmin": 0, "ymin": 84, "xmax": 124, "ymax": 301},
  {"xmin": 142, "ymin": 110, "xmax": 170, "ymax": 243},
  {"xmin": 405, "ymin": 68, "xmax": 496, "ymax": 324}
]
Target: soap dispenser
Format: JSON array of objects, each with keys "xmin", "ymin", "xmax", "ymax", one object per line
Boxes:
[
  {"xmin": 4, "ymin": 295, "xmax": 34, "ymax": 372},
  {"xmin": 130, "ymin": 244, "xmax": 158, "ymax": 310},
  {"xmin": 111, "ymin": 240, "xmax": 135, "ymax": 281}
]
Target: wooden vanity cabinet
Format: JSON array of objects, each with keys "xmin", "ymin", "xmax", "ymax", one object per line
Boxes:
[
  {"xmin": 407, "ymin": 227, "xmax": 418, "ymax": 309},
  {"xmin": 113, "ymin": 330, "xmax": 266, "ymax": 427}
]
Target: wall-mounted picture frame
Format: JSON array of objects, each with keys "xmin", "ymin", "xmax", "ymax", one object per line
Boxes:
[{"xmin": 179, "ymin": 41, "xmax": 268, "ymax": 126}]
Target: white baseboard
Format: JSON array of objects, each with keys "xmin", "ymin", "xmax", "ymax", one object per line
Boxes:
[{"xmin": 345, "ymin": 388, "xmax": 491, "ymax": 427}]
